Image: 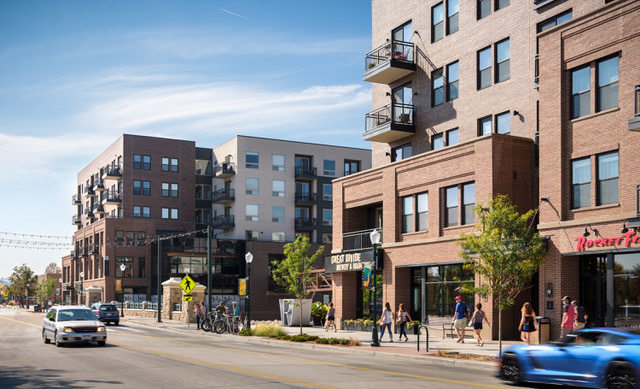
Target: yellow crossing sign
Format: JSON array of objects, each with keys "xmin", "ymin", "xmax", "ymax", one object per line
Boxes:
[
  {"xmin": 179, "ymin": 274, "xmax": 196, "ymax": 294},
  {"xmin": 183, "ymin": 295, "xmax": 193, "ymax": 302}
]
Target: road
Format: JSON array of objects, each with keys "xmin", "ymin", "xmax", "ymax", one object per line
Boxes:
[{"xmin": 0, "ymin": 309, "xmax": 553, "ymax": 388}]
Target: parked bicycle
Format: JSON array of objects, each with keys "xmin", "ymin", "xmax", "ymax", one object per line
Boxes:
[{"xmin": 213, "ymin": 314, "xmax": 245, "ymax": 334}]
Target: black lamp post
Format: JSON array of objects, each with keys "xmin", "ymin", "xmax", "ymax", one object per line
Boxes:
[
  {"xmin": 245, "ymin": 252, "xmax": 253, "ymax": 330},
  {"xmin": 120, "ymin": 264, "xmax": 126, "ymax": 317},
  {"xmin": 79, "ymin": 272, "xmax": 84, "ymax": 306},
  {"xmin": 58, "ymin": 278, "xmax": 63, "ymax": 305},
  {"xmin": 370, "ymin": 229, "xmax": 381, "ymax": 347}
]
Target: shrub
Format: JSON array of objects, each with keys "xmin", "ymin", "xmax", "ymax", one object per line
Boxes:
[
  {"xmin": 315, "ymin": 337, "xmax": 352, "ymax": 345},
  {"xmin": 238, "ymin": 327, "xmax": 253, "ymax": 336},
  {"xmin": 276, "ymin": 335, "xmax": 291, "ymax": 341},
  {"xmin": 290, "ymin": 334, "xmax": 319, "ymax": 342},
  {"xmin": 252, "ymin": 323, "xmax": 288, "ymax": 338}
]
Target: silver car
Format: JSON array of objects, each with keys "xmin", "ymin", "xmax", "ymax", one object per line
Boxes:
[{"xmin": 42, "ymin": 305, "xmax": 107, "ymax": 347}]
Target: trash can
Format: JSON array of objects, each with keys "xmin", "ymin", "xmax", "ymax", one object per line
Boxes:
[
  {"xmin": 536, "ymin": 316, "xmax": 550, "ymax": 344},
  {"xmin": 33, "ymin": 304, "xmax": 41, "ymax": 312}
]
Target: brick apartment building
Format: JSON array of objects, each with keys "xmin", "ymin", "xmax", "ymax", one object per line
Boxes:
[
  {"xmin": 330, "ymin": 0, "xmax": 636, "ymax": 340},
  {"xmin": 62, "ymin": 134, "xmax": 370, "ymax": 319}
]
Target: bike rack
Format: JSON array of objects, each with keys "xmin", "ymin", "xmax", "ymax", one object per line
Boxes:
[{"xmin": 416, "ymin": 325, "xmax": 429, "ymax": 352}]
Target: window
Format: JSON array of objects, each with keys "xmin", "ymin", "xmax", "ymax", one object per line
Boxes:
[
  {"xmin": 417, "ymin": 192, "xmax": 428, "ymax": 231},
  {"xmin": 137, "ymin": 231, "xmax": 146, "ymax": 246},
  {"xmin": 272, "ymin": 206, "xmax": 285, "ymax": 223},
  {"xmin": 133, "ymin": 206, "xmax": 141, "ymax": 218},
  {"xmin": 572, "ymin": 158, "xmax": 591, "ymax": 209},
  {"xmin": 143, "ymin": 155, "xmax": 151, "ymax": 170},
  {"xmin": 246, "ymin": 152, "xmax": 259, "ymax": 169},
  {"xmin": 432, "ymin": 68, "xmax": 444, "ymax": 106},
  {"xmin": 246, "ymin": 178, "xmax": 259, "ymax": 195},
  {"xmin": 447, "ymin": 128, "xmax": 459, "ymax": 145},
  {"xmin": 496, "ymin": 112, "xmax": 510, "ymax": 134},
  {"xmin": 126, "ymin": 231, "xmax": 135, "ymax": 247},
  {"xmin": 133, "ymin": 180, "xmax": 141, "ymax": 195},
  {"xmin": 196, "ymin": 184, "xmax": 211, "ymax": 200},
  {"xmin": 462, "ymin": 183, "xmax": 475, "ymax": 224},
  {"xmin": 272, "ymin": 180, "xmax": 285, "ymax": 197},
  {"xmin": 133, "ymin": 154, "xmax": 141, "ymax": 169},
  {"xmin": 432, "ymin": 133, "xmax": 444, "ymax": 150},
  {"xmin": 433, "ymin": 128, "xmax": 459, "ymax": 150},
  {"xmin": 162, "ymin": 157, "xmax": 169, "ymax": 172},
  {"xmin": 447, "ymin": 0, "xmax": 459, "ymax": 34},
  {"xmin": 272, "ymin": 232, "xmax": 285, "ymax": 242},
  {"xmin": 432, "ymin": 3, "xmax": 444, "ymax": 43},
  {"xmin": 170, "ymin": 183, "xmax": 178, "ymax": 197},
  {"xmin": 323, "ymin": 160, "xmax": 335, "ymax": 176},
  {"xmin": 162, "ymin": 183, "xmax": 170, "ymax": 197},
  {"xmin": 195, "ymin": 159, "xmax": 211, "ymax": 175},
  {"xmin": 537, "ymin": 9, "xmax": 572, "ymax": 33},
  {"xmin": 478, "ymin": 46, "xmax": 492, "ymax": 89},
  {"xmin": 162, "ymin": 208, "xmax": 169, "ymax": 219},
  {"xmin": 496, "ymin": 38, "xmax": 510, "ymax": 82},
  {"xmin": 323, "ymin": 234, "xmax": 333, "ymax": 244},
  {"xmin": 597, "ymin": 56, "xmax": 619, "ymax": 112},
  {"xmin": 478, "ymin": 0, "xmax": 491, "ymax": 19},
  {"xmin": 323, "ymin": 209, "xmax": 333, "ymax": 226},
  {"xmin": 171, "ymin": 158, "xmax": 178, "ymax": 172},
  {"xmin": 138, "ymin": 257, "xmax": 145, "ymax": 278},
  {"xmin": 597, "ymin": 151, "xmax": 619, "ymax": 205},
  {"xmin": 392, "ymin": 143, "xmax": 412, "ymax": 162},
  {"xmin": 445, "ymin": 186, "xmax": 458, "ymax": 227},
  {"xmin": 246, "ymin": 230, "xmax": 260, "ymax": 241},
  {"xmin": 479, "ymin": 115, "xmax": 492, "ymax": 136},
  {"xmin": 246, "ymin": 204, "xmax": 259, "ymax": 221},
  {"xmin": 344, "ymin": 160, "xmax": 360, "ymax": 176},
  {"xmin": 143, "ymin": 206, "xmax": 150, "ymax": 218},
  {"xmin": 447, "ymin": 61, "xmax": 459, "ymax": 101},
  {"xmin": 115, "ymin": 230, "xmax": 124, "ymax": 245},
  {"xmin": 116, "ymin": 257, "xmax": 133, "ymax": 278},
  {"xmin": 323, "ymin": 184, "xmax": 333, "ymax": 201},
  {"xmin": 571, "ymin": 66, "xmax": 591, "ymax": 119},
  {"xmin": 402, "ymin": 196, "xmax": 413, "ymax": 233},
  {"xmin": 272, "ymin": 154, "xmax": 285, "ymax": 171},
  {"xmin": 495, "ymin": 0, "xmax": 509, "ymax": 11},
  {"xmin": 142, "ymin": 181, "xmax": 150, "ymax": 196},
  {"xmin": 196, "ymin": 209, "xmax": 210, "ymax": 224},
  {"xmin": 171, "ymin": 208, "xmax": 178, "ymax": 219}
]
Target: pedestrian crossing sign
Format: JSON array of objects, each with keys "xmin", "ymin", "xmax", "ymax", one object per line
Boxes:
[
  {"xmin": 179, "ymin": 274, "xmax": 196, "ymax": 294},
  {"xmin": 183, "ymin": 295, "xmax": 193, "ymax": 302}
]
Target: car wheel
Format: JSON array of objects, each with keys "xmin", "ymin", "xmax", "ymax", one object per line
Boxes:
[
  {"xmin": 42, "ymin": 329, "xmax": 50, "ymax": 344},
  {"xmin": 54, "ymin": 331, "xmax": 63, "ymax": 348},
  {"xmin": 97, "ymin": 341, "xmax": 106, "ymax": 347},
  {"xmin": 500, "ymin": 354, "xmax": 522, "ymax": 385},
  {"xmin": 605, "ymin": 361, "xmax": 637, "ymax": 389},
  {"xmin": 114, "ymin": 321, "xmax": 119, "ymax": 326}
]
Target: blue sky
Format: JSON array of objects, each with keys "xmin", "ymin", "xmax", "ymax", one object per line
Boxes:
[{"xmin": 0, "ymin": 0, "xmax": 372, "ymax": 278}]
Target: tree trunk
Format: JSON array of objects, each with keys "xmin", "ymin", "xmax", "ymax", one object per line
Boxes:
[
  {"xmin": 498, "ymin": 297, "xmax": 503, "ymax": 356},
  {"xmin": 299, "ymin": 304, "xmax": 303, "ymax": 335}
]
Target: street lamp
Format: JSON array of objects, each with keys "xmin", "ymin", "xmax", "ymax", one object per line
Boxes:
[
  {"xmin": 244, "ymin": 252, "xmax": 253, "ymax": 330},
  {"xmin": 120, "ymin": 264, "xmax": 126, "ymax": 317},
  {"xmin": 79, "ymin": 272, "xmax": 84, "ymax": 306},
  {"xmin": 370, "ymin": 229, "xmax": 381, "ymax": 347}
]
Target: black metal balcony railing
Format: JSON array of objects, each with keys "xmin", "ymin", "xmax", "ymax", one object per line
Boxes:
[
  {"xmin": 93, "ymin": 179, "xmax": 105, "ymax": 191},
  {"xmin": 211, "ymin": 215, "xmax": 235, "ymax": 229},
  {"xmin": 214, "ymin": 163, "xmax": 235, "ymax": 177},
  {"xmin": 103, "ymin": 190, "xmax": 122, "ymax": 204},
  {"xmin": 72, "ymin": 194, "xmax": 81, "ymax": 205},
  {"xmin": 365, "ymin": 103, "xmax": 414, "ymax": 133},
  {"xmin": 295, "ymin": 217, "xmax": 316, "ymax": 229},
  {"xmin": 84, "ymin": 186, "xmax": 95, "ymax": 197},
  {"xmin": 71, "ymin": 215, "xmax": 81, "ymax": 225},
  {"xmin": 365, "ymin": 40, "xmax": 414, "ymax": 71},
  {"xmin": 94, "ymin": 204, "xmax": 105, "ymax": 214},
  {"xmin": 103, "ymin": 165, "xmax": 122, "ymax": 180},
  {"xmin": 295, "ymin": 166, "xmax": 317, "ymax": 178},
  {"xmin": 342, "ymin": 228, "xmax": 383, "ymax": 252},
  {"xmin": 212, "ymin": 188, "xmax": 235, "ymax": 203},
  {"xmin": 295, "ymin": 192, "xmax": 316, "ymax": 203}
]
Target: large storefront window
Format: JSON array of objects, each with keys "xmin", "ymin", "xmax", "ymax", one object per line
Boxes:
[
  {"xmin": 412, "ymin": 263, "xmax": 474, "ymax": 320},
  {"xmin": 614, "ymin": 253, "xmax": 640, "ymax": 326}
]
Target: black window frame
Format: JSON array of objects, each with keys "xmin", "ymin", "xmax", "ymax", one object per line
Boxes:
[
  {"xmin": 432, "ymin": 2, "xmax": 444, "ymax": 43},
  {"xmin": 571, "ymin": 157, "xmax": 591, "ymax": 209},
  {"xmin": 596, "ymin": 151, "xmax": 619, "ymax": 206},
  {"xmin": 432, "ymin": 67, "xmax": 444, "ymax": 107},
  {"xmin": 447, "ymin": 61, "xmax": 459, "ymax": 101}
]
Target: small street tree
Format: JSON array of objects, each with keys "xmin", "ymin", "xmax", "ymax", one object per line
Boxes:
[
  {"xmin": 272, "ymin": 236, "xmax": 325, "ymax": 335},
  {"xmin": 9, "ymin": 264, "xmax": 37, "ymax": 308},
  {"xmin": 36, "ymin": 278, "xmax": 57, "ymax": 305},
  {"xmin": 458, "ymin": 195, "xmax": 546, "ymax": 354}
]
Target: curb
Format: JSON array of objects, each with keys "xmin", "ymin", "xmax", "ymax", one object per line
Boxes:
[{"xmin": 122, "ymin": 318, "xmax": 496, "ymax": 371}]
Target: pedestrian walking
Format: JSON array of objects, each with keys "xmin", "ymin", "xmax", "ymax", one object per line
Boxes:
[
  {"xmin": 470, "ymin": 302, "xmax": 491, "ymax": 347},
  {"xmin": 396, "ymin": 303, "xmax": 411, "ymax": 342},
  {"xmin": 561, "ymin": 296, "xmax": 574, "ymax": 337},
  {"xmin": 194, "ymin": 303, "xmax": 201, "ymax": 329},
  {"xmin": 325, "ymin": 302, "xmax": 336, "ymax": 332},
  {"xmin": 379, "ymin": 302, "xmax": 394, "ymax": 342},
  {"xmin": 519, "ymin": 302, "xmax": 537, "ymax": 345},
  {"xmin": 572, "ymin": 300, "xmax": 588, "ymax": 330},
  {"xmin": 451, "ymin": 295, "xmax": 468, "ymax": 343}
]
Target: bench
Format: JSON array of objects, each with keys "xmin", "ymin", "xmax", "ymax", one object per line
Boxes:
[{"xmin": 442, "ymin": 320, "xmax": 474, "ymax": 339}]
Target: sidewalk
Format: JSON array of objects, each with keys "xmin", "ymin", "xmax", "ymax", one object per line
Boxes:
[{"xmin": 121, "ymin": 316, "xmax": 521, "ymax": 370}]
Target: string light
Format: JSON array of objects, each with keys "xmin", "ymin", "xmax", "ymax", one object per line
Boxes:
[{"xmin": 0, "ymin": 232, "xmax": 72, "ymax": 240}]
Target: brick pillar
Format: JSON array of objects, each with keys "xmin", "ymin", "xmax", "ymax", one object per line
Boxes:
[{"xmin": 332, "ymin": 272, "xmax": 359, "ymax": 321}]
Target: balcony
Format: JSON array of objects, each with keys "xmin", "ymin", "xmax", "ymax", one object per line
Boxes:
[
  {"xmin": 212, "ymin": 188, "xmax": 235, "ymax": 204},
  {"xmin": 71, "ymin": 215, "xmax": 81, "ymax": 225},
  {"xmin": 211, "ymin": 215, "xmax": 235, "ymax": 230},
  {"xmin": 102, "ymin": 165, "xmax": 122, "ymax": 180},
  {"xmin": 84, "ymin": 208, "xmax": 94, "ymax": 219},
  {"xmin": 629, "ymin": 84, "xmax": 640, "ymax": 131},
  {"xmin": 72, "ymin": 194, "xmax": 81, "ymax": 206},
  {"xmin": 295, "ymin": 166, "xmax": 317, "ymax": 180},
  {"xmin": 342, "ymin": 228, "xmax": 383, "ymax": 252},
  {"xmin": 214, "ymin": 163, "xmax": 235, "ymax": 179},
  {"xmin": 102, "ymin": 191, "xmax": 122, "ymax": 204},
  {"xmin": 295, "ymin": 217, "xmax": 316, "ymax": 230},
  {"xmin": 93, "ymin": 179, "xmax": 105, "ymax": 192},
  {"xmin": 84, "ymin": 186, "xmax": 95, "ymax": 198},
  {"xmin": 363, "ymin": 103, "xmax": 415, "ymax": 143},
  {"xmin": 94, "ymin": 204, "xmax": 105, "ymax": 215},
  {"xmin": 363, "ymin": 40, "xmax": 416, "ymax": 84},
  {"xmin": 295, "ymin": 192, "xmax": 316, "ymax": 205}
]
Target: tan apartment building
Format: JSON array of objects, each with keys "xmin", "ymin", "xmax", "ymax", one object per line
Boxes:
[{"xmin": 330, "ymin": 0, "xmax": 619, "ymax": 340}]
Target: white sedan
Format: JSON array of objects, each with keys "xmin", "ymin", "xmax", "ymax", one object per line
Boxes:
[{"xmin": 42, "ymin": 305, "xmax": 107, "ymax": 347}]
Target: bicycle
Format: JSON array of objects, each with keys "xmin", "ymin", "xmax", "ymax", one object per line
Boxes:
[
  {"xmin": 201, "ymin": 311, "xmax": 220, "ymax": 332},
  {"xmin": 212, "ymin": 314, "xmax": 245, "ymax": 334}
]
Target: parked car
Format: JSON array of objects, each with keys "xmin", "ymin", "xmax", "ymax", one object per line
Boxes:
[
  {"xmin": 90, "ymin": 302, "xmax": 120, "ymax": 325},
  {"xmin": 42, "ymin": 305, "xmax": 107, "ymax": 347},
  {"xmin": 498, "ymin": 328, "xmax": 640, "ymax": 388}
]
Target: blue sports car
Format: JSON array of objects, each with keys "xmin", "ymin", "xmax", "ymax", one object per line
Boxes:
[{"xmin": 498, "ymin": 328, "xmax": 640, "ymax": 388}]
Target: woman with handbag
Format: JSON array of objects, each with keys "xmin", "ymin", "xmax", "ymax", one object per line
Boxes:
[
  {"xmin": 518, "ymin": 302, "xmax": 537, "ymax": 345},
  {"xmin": 396, "ymin": 303, "xmax": 412, "ymax": 342},
  {"xmin": 379, "ymin": 302, "xmax": 394, "ymax": 342}
]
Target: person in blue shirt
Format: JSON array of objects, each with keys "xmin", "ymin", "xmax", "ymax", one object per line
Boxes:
[{"xmin": 451, "ymin": 295, "xmax": 468, "ymax": 343}]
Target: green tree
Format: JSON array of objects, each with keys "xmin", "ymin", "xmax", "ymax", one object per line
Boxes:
[
  {"xmin": 37, "ymin": 278, "xmax": 57, "ymax": 304},
  {"xmin": 272, "ymin": 236, "xmax": 325, "ymax": 334},
  {"xmin": 458, "ymin": 195, "xmax": 546, "ymax": 354},
  {"xmin": 9, "ymin": 264, "xmax": 37, "ymax": 307},
  {"xmin": 44, "ymin": 262, "xmax": 61, "ymax": 274}
]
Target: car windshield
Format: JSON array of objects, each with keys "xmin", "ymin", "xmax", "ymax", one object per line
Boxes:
[
  {"xmin": 57, "ymin": 309, "xmax": 97, "ymax": 321},
  {"xmin": 99, "ymin": 305, "xmax": 117, "ymax": 311}
]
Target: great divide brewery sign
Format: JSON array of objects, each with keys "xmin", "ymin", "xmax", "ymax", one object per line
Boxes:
[
  {"xmin": 575, "ymin": 230, "xmax": 640, "ymax": 251},
  {"xmin": 324, "ymin": 250, "xmax": 374, "ymax": 273}
]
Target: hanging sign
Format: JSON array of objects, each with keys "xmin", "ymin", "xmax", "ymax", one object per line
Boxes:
[{"xmin": 324, "ymin": 250, "xmax": 373, "ymax": 273}]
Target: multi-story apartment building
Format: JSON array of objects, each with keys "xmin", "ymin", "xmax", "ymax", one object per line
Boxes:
[
  {"xmin": 63, "ymin": 134, "xmax": 371, "ymax": 319},
  {"xmin": 330, "ymin": 0, "xmax": 625, "ymax": 340}
]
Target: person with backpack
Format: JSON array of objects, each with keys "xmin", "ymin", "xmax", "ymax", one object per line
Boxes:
[
  {"xmin": 572, "ymin": 300, "xmax": 588, "ymax": 330},
  {"xmin": 451, "ymin": 295, "xmax": 468, "ymax": 343}
]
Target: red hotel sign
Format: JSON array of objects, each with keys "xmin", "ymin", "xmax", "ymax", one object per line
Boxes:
[{"xmin": 575, "ymin": 230, "xmax": 640, "ymax": 251}]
